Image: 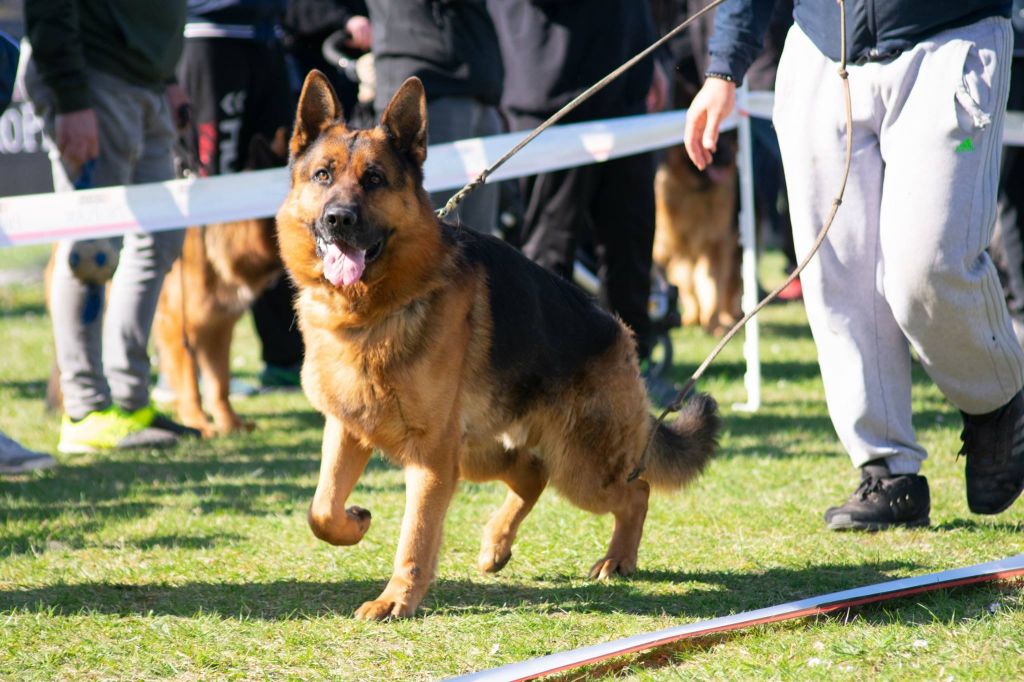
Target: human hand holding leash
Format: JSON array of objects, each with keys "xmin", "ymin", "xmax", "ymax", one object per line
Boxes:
[{"xmin": 683, "ymin": 76, "xmax": 736, "ymax": 170}]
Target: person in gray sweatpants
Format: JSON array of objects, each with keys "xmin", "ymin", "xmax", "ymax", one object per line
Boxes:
[
  {"xmin": 685, "ymin": 0, "xmax": 1024, "ymax": 530},
  {"xmin": 25, "ymin": 0, "xmax": 199, "ymax": 453}
]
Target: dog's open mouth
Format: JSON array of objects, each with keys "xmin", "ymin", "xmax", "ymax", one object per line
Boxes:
[{"xmin": 318, "ymin": 236, "xmax": 385, "ymax": 287}]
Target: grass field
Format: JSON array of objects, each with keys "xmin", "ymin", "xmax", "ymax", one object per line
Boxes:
[{"xmin": 1, "ymin": 246, "xmax": 1022, "ymax": 680}]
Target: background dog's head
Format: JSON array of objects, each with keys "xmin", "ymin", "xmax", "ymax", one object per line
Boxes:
[{"xmin": 276, "ymin": 71, "xmax": 440, "ymax": 294}]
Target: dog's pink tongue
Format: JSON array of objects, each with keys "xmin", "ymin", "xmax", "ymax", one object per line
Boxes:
[{"xmin": 322, "ymin": 242, "xmax": 366, "ymax": 287}]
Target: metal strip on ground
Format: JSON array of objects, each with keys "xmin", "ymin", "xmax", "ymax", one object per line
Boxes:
[{"xmin": 451, "ymin": 554, "xmax": 1024, "ymax": 681}]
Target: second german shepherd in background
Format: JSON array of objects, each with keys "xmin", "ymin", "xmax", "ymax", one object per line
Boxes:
[
  {"xmin": 154, "ymin": 130, "xmax": 289, "ymax": 437},
  {"xmin": 276, "ymin": 71, "xmax": 721, "ymax": 620},
  {"xmin": 653, "ymin": 142, "xmax": 741, "ymax": 336}
]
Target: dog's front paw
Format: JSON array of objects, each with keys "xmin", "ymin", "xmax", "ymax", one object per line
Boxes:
[
  {"xmin": 588, "ymin": 555, "xmax": 637, "ymax": 581},
  {"xmin": 214, "ymin": 416, "xmax": 256, "ymax": 435},
  {"xmin": 354, "ymin": 597, "xmax": 416, "ymax": 621},
  {"xmin": 308, "ymin": 504, "xmax": 372, "ymax": 545},
  {"xmin": 477, "ymin": 544, "xmax": 512, "ymax": 574}
]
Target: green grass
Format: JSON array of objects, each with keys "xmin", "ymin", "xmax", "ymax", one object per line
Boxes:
[{"xmin": 1, "ymin": 249, "xmax": 1022, "ymax": 680}]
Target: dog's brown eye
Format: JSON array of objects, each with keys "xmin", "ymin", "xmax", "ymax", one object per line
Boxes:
[
  {"xmin": 313, "ymin": 168, "xmax": 331, "ymax": 184},
  {"xmin": 364, "ymin": 170, "xmax": 385, "ymax": 187}
]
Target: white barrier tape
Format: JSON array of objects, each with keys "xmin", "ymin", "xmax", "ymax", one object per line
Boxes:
[
  {"xmin": 4, "ymin": 94, "xmax": 1023, "ymax": 248},
  {"xmin": 0, "ymin": 110, "xmax": 740, "ymax": 248},
  {"xmin": 742, "ymin": 90, "xmax": 775, "ymax": 122}
]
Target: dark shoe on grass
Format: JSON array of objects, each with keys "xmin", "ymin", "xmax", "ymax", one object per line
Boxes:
[
  {"xmin": 824, "ymin": 466, "xmax": 930, "ymax": 531},
  {"xmin": 960, "ymin": 389, "xmax": 1024, "ymax": 515}
]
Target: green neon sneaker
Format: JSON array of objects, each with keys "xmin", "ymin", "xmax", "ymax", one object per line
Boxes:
[{"xmin": 58, "ymin": 405, "xmax": 198, "ymax": 454}]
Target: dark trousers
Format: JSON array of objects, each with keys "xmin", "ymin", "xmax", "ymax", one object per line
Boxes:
[
  {"xmin": 178, "ymin": 37, "xmax": 305, "ymax": 368},
  {"xmin": 508, "ymin": 112, "xmax": 655, "ymax": 357},
  {"xmin": 751, "ymin": 117, "xmax": 796, "ymax": 271},
  {"xmin": 251, "ymin": 275, "xmax": 304, "ymax": 367}
]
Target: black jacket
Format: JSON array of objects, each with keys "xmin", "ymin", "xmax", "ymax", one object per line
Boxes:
[
  {"xmin": 707, "ymin": 0, "xmax": 1012, "ymax": 83},
  {"xmin": 487, "ymin": 0, "xmax": 656, "ymax": 122},
  {"xmin": 367, "ymin": 0, "xmax": 503, "ymax": 112}
]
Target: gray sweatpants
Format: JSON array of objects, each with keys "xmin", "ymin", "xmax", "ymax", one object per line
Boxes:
[
  {"xmin": 427, "ymin": 96, "xmax": 503, "ymax": 235},
  {"xmin": 26, "ymin": 66, "xmax": 185, "ymax": 420},
  {"xmin": 773, "ymin": 17, "xmax": 1024, "ymax": 474}
]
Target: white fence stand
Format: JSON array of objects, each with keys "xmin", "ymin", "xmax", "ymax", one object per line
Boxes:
[{"xmin": 733, "ymin": 84, "xmax": 762, "ymax": 412}]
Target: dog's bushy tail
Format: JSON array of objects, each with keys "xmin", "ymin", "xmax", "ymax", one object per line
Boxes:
[{"xmin": 644, "ymin": 392, "xmax": 720, "ymax": 490}]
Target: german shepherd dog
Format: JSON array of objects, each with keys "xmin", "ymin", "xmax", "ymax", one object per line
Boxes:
[
  {"xmin": 653, "ymin": 140, "xmax": 741, "ymax": 336},
  {"xmin": 153, "ymin": 130, "xmax": 289, "ymax": 436},
  {"xmin": 276, "ymin": 71, "xmax": 720, "ymax": 620}
]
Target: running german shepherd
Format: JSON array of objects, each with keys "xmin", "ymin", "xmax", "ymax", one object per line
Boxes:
[{"xmin": 276, "ymin": 71, "xmax": 720, "ymax": 620}]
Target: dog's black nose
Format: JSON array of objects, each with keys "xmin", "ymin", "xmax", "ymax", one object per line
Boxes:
[{"xmin": 324, "ymin": 205, "xmax": 359, "ymax": 229}]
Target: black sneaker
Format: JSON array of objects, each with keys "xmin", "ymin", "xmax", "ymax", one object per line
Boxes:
[
  {"xmin": 823, "ymin": 468, "xmax": 931, "ymax": 531},
  {"xmin": 960, "ymin": 389, "xmax": 1024, "ymax": 515}
]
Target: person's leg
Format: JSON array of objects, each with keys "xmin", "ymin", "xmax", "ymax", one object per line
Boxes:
[
  {"xmin": 25, "ymin": 67, "xmax": 192, "ymax": 452},
  {"xmin": 879, "ymin": 19, "xmax": 1023, "ymax": 413},
  {"xmin": 103, "ymin": 75, "xmax": 186, "ymax": 413},
  {"xmin": 31, "ymin": 67, "xmax": 141, "ymax": 420},
  {"xmin": 878, "ymin": 18, "xmax": 1024, "ymax": 515},
  {"xmin": 179, "ymin": 38, "xmax": 249, "ymax": 176},
  {"xmin": 504, "ymin": 109, "xmax": 594, "ymax": 279},
  {"xmin": 751, "ymin": 116, "xmax": 798, "ymax": 279},
  {"xmin": 240, "ymin": 40, "xmax": 305, "ymax": 384},
  {"xmin": 252, "ymin": 275, "xmax": 304, "ymax": 381},
  {"xmin": 242, "ymin": 40, "xmax": 295, "ymax": 165},
  {"xmin": 992, "ymin": 58, "xmax": 1024, "ymax": 341},
  {"xmin": 773, "ymin": 25, "xmax": 926, "ymax": 476},
  {"xmin": 590, "ymin": 150, "xmax": 656, "ymax": 359},
  {"xmin": 427, "ymin": 96, "xmax": 502, "ymax": 234}
]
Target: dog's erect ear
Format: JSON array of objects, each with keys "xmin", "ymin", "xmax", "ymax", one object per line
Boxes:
[
  {"xmin": 291, "ymin": 70, "xmax": 344, "ymax": 158},
  {"xmin": 380, "ymin": 77, "xmax": 428, "ymax": 166}
]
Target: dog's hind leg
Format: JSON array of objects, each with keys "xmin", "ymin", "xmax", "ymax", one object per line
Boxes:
[
  {"xmin": 552, "ymin": 446, "xmax": 651, "ymax": 579},
  {"xmin": 160, "ymin": 321, "xmax": 212, "ymax": 437},
  {"xmin": 547, "ymin": 352, "xmax": 653, "ymax": 580},
  {"xmin": 308, "ymin": 415, "xmax": 373, "ymax": 547},
  {"xmin": 197, "ymin": 319, "xmax": 253, "ymax": 435},
  {"xmin": 477, "ymin": 449, "xmax": 547, "ymax": 574},
  {"xmin": 587, "ymin": 478, "xmax": 650, "ymax": 580}
]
